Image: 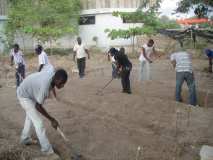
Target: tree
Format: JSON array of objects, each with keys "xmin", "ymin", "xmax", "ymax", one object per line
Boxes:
[
  {"xmin": 105, "ymin": 9, "xmax": 180, "ymax": 54},
  {"xmin": 5, "ymin": 0, "xmax": 80, "ymax": 53},
  {"xmin": 176, "ymin": 0, "xmax": 213, "ymax": 18}
]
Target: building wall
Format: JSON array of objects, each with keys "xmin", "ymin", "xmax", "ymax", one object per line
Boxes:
[
  {"xmin": 0, "ymin": 0, "xmax": 7, "ymax": 16},
  {"xmin": 78, "ymin": 8, "xmax": 143, "ymax": 51},
  {"xmin": 80, "ymin": 0, "xmax": 156, "ymax": 9}
]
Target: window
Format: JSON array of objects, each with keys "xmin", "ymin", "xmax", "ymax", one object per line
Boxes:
[
  {"xmin": 79, "ymin": 16, "xmax": 95, "ymax": 25},
  {"xmin": 0, "ymin": 0, "xmax": 7, "ymax": 16}
]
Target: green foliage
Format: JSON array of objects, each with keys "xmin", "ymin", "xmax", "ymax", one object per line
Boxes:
[
  {"xmin": 176, "ymin": 0, "xmax": 213, "ymax": 18},
  {"xmin": 5, "ymin": 0, "xmax": 80, "ymax": 44},
  {"xmin": 105, "ymin": 10, "xmax": 180, "ymax": 40}
]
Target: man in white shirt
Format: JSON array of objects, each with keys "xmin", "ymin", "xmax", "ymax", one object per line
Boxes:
[
  {"xmin": 170, "ymin": 46, "xmax": 197, "ymax": 106},
  {"xmin": 10, "ymin": 44, "xmax": 26, "ymax": 87},
  {"xmin": 73, "ymin": 37, "xmax": 90, "ymax": 78},
  {"xmin": 17, "ymin": 68, "xmax": 68, "ymax": 155},
  {"xmin": 35, "ymin": 45, "xmax": 51, "ymax": 72},
  {"xmin": 139, "ymin": 39, "xmax": 156, "ymax": 81},
  {"xmin": 108, "ymin": 47, "xmax": 119, "ymax": 78}
]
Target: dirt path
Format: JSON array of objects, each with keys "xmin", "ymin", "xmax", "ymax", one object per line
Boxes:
[{"xmin": 0, "ymin": 55, "xmax": 213, "ymax": 160}]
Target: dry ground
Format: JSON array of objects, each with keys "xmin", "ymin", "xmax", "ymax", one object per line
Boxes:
[{"xmin": 0, "ymin": 53, "xmax": 213, "ymax": 160}]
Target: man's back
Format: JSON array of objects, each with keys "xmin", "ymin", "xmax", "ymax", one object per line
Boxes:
[
  {"xmin": 170, "ymin": 51, "xmax": 193, "ymax": 73},
  {"xmin": 39, "ymin": 51, "xmax": 49, "ymax": 66},
  {"xmin": 17, "ymin": 70, "xmax": 54, "ymax": 104}
]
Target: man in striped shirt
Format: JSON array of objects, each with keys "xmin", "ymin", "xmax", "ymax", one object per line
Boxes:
[
  {"xmin": 170, "ymin": 46, "xmax": 197, "ymax": 106},
  {"xmin": 10, "ymin": 44, "xmax": 26, "ymax": 87}
]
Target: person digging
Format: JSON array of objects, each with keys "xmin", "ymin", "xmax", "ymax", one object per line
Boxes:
[{"xmin": 17, "ymin": 68, "xmax": 68, "ymax": 157}]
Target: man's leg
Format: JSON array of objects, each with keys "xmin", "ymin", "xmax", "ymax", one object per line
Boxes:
[
  {"xmin": 209, "ymin": 57, "xmax": 212, "ymax": 73},
  {"xmin": 81, "ymin": 57, "xmax": 86, "ymax": 77},
  {"xmin": 18, "ymin": 97, "xmax": 54, "ymax": 153},
  {"xmin": 176, "ymin": 72, "xmax": 185, "ymax": 102},
  {"xmin": 139, "ymin": 61, "xmax": 145, "ymax": 81},
  {"xmin": 15, "ymin": 70, "xmax": 20, "ymax": 87},
  {"xmin": 146, "ymin": 62, "xmax": 150, "ymax": 80},
  {"xmin": 77, "ymin": 58, "xmax": 81, "ymax": 77},
  {"xmin": 21, "ymin": 114, "xmax": 33, "ymax": 144},
  {"xmin": 121, "ymin": 70, "xmax": 126, "ymax": 92},
  {"xmin": 125, "ymin": 69, "xmax": 131, "ymax": 93},
  {"xmin": 185, "ymin": 72, "xmax": 197, "ymax": 106},
  {"xmin": 20, "ymin": 64, "xmax": 25, "ymax": 79},
  {"xmin": 112, "ymin": 63, "xmax": 117, "ymax": 78},
  {"xmin": 205, "ymin": 49, "xmax": 213, "ymax": 73}
]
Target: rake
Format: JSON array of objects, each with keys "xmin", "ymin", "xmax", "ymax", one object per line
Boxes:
[{"xmin": 96, "ymin": 78, "xmax": 114, "ymax": 96}]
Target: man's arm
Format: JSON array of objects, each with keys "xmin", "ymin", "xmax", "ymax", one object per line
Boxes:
[
  {"xmin": 10, "ymin": 55, "xmax": 14, "ymax": 66},
  {"xmin": 142, "ymin": 48, "xmax": 152, "ymax": 63},
  {"xmin": 85, "ymin": 49, "xmax": 90, "ymax": 59},
  {"xmin": 35, "ymin": 103, "xmax": 59, "ymax": 129},
  {"xmin": 171, "ymin": 60, "xmax": 176, "ymax": 68},
  {"xmin": 38, "ymin": 64, "xmax": 44, "ymax": 72}
]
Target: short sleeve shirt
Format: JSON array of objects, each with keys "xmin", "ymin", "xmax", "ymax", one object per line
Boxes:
[
  {"xmin": 139, "ymin": 44, "xmax": 154, "ymax": 62},
  {"xmin": 17, "ymin": 69, "xmax": 55, "ymax": 104},
  {"xmin": 39, "ymin": 51, "xmax": 49, "ymax": 66},
  {"xmin": 170, "ymin": 51, "xmax": 193, "ymax": 73},
  {"xmin": 10, "ymin": 49, "xmax": 26, "ymax": 66},
  {"xmin": 73, "ymin": 43, "xmax": 87, "ymax": 59}
]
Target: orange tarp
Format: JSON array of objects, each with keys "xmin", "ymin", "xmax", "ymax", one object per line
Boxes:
[{"xmin": 176, "ymin": 18, "xmax": 210, "ymax": 25}]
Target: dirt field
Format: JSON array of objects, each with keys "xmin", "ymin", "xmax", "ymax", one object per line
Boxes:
[{"xmin": 0, "ymin": 53, "xmax": 213, "ymax": 160}]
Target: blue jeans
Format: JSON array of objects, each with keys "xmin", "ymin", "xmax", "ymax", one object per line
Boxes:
[{"xmin": 176, "ymin": 72, "xmax": 197, "ymax": 106}]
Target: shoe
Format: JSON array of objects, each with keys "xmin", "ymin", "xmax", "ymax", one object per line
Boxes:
[
  {"xmin": 20, "ymin": 137, "xmax": 38, "ymax": 145},
  {"xmin": 126, "ymin": 90, "xmax": 132, "ymax": 94}
]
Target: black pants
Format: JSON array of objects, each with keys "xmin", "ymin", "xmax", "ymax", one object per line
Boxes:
[
  {"xmin": 16, "ymin": 64, "xmax": 25, "ymax": 87},
  {"xmin": 121, "ymin": 67, "xmax": 131, "ymax": 93},
  {"xmin": 77, "ymin": 57, "xmax": 86, "ymax": 78}
]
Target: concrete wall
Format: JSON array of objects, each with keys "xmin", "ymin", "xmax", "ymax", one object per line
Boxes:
[
  {"xmin": 80, "ymin": 0, "xmax": 157, "ymax": 9},
  {"xmin": 78, "ymin": 8, "xmax": 143, "ymax": 51}
]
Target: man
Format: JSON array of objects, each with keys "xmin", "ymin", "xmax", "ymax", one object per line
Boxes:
[
  {"xmin": 35, "ymin": 45, "xmax": 51, "ymax": 72},
  {"xmin": 114, "ymin": 47, "xmax": 132, "ymax": 94},
  {"xmin": 10, "ymin": 44, "xmax": 26, "ymax": 87},
  {"xmin": 170, "ymin": 45, "xmax": 197, "ymax": 106},
  {"xmin": 139, "ymin": 39, "xmax": 156, "ymax": 81},
  {"xmin": 17, "ymin": 68, "xmax": 68, "ymax": 155},
  {"xmin": 73, "ymin": 37, "xmax": 90, "ymax": 78},
  {"xmin": 204, "ymin": 48, "xmax": 213, "ymax": 73},
  {"xmin": 108, "ymin": 47, "xmax": 119, "ymax": 78}
]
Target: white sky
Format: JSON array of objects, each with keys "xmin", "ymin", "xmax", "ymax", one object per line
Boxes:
[{"xmin": 159, "ymin": 0, "xmax": 194, "ymax": 19}]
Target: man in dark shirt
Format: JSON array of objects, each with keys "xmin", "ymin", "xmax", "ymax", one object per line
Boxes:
[
  {"xmin": 114, "ymin": 47, "xmax": 132, "ymax": 94},
  {"xmin": 205, "ymin": 48, "xmax": 213, "ymax": 73}
]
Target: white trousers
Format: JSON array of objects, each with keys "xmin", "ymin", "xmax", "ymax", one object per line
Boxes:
[
  {"xmin": 18, "ymin": 97, "xmax": 53, "ymax": 153},
  {"xmin": 139, "ymin": 61, "xmax": 150, "ymax": 81}
]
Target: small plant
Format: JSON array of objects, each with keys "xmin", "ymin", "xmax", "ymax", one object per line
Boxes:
[{"xmin": 92, "ymin": 36, "xmax": 98, "ymax": 46}]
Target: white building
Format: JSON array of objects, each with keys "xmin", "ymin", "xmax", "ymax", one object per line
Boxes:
[
  {"xmin": 0, "ymin": 0, "xmax": 157, "ymax": 53},
  {"xmin": 75, "ymin": 0, "xmax": 157, "ymax": 50}
]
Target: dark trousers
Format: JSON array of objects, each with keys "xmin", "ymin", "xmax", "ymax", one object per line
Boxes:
[
  {"xmin": 121, "ymin": 67, "xmax": 131, "ymax": 93},
  {"xmin": 16, "ymin": 64, "xmax": 25, "ymax": 87},
  {"xmin": 77, "ymin": 57, "xmax": 86, "ymax": 78},
  {"xmin": 176, "ymin": 72, "xmax": 197, "ymax": 106}
]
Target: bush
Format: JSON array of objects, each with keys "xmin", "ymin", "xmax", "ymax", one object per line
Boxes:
[{"xmin": 45, "ymin": 48, "xmax": 73, "ymax": 56}]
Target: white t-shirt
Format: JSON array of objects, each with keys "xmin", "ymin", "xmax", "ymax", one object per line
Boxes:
[
  {"xmin": 10, "ymin": 49, "xmax": 26, "ymax": 66},
  {"xmin": 139, "ymin": 44, "xmax": 154, "ymax": 62},
  {"xmin": 17, "ymin": 69, "xmax": 55, "ymax": 104},
  {"xmin": 170, "ymin": 51, "xmax": 193, "ymax": 73},
  {"xmin": 39, "ymin": 51, "xmax": 49, "ymax": 66},
  {"xmin": 108, "ymin": 53, "xmax": 116, "ymax": 63},
  {"xmin": 73, "ymin": 43, "xmax": 87, "ymax": 59}
]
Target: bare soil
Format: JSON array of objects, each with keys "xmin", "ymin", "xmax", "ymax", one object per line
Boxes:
[{"xmin": 0, "ymin": 53, "xmax": 213, "ymax": 160}]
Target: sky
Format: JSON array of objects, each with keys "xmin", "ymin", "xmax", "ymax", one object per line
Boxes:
[{"xmin": 158, "ymin": 0, "xmax": 194, "ymax": 19}]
